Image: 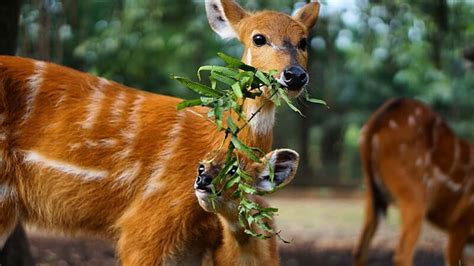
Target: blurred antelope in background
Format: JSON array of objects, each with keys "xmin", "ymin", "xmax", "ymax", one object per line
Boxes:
[
  {"xmin": 195, "ymin": 149, "xmax": 299, "ymax": 266},
  {"xmin": 0, "ymin": 0, "xmax": 320, "ymax": 264},
  {"xmin": 354, "ymin": 98, "xmax": 474, "ymax": 266}
]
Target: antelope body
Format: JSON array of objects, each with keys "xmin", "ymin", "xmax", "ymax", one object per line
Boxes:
[
  {"xmin": 195, "ymin": 149, "xmax": 299, "ymax": 266},
  {"xmin": 354, "ymin": 98, "xmax": 474, "ymax": 266},
  {"xmin": 0, "ymin": 1, "xmax": 320, "ymax": 265}
]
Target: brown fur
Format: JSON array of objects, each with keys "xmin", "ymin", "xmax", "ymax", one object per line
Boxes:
[
  {"xmin": 354, "ymin": 98, "xmax": 474, "ymax": 266},
  {"xmin": 0, "ymin": 1, "xmax": 320, "ymax": 265}
]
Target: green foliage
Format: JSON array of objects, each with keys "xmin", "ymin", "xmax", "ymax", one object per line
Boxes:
[
  {"xmin": 174, "ymin": 53, "xmax": 324, "ymax": 239},
  {"xmin": 17, "ymin": 0, "xmax": 474, "ymax": 186}
]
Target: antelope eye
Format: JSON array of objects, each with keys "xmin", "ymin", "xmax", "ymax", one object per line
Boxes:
[
  {"xmin": 298, "ymin": 38, "xmax": 308, "ymax": 51},
  {"xmin": 228, "ymin": 165, "xmax": 238, "ymax": 175},
  {"xmin": 253, "ymin": 34, "xmax": 267, "ymax": 47},
  {"xmin": 198, "ymin": 164, "xmax": 205, "ymax": 175}
]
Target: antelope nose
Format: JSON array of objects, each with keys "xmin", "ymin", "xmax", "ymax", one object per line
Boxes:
[
  {"xmin": 196, "ymin": 174, "xmax": 213, "ymax": 189},
  {"xmin": 282, "ymin": 65, "xmax": 308, "ymax": 90}
]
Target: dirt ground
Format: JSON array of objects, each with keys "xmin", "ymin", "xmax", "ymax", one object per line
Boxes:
[{"xmin": 23, "ymin": 189, "xmax": 474, "ymax": 265}]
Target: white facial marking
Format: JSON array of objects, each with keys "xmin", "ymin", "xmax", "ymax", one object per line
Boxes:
[
  {"xmin": 389, "ymin": 120, "xmax": 398, "ymax": 129},
  {"xmin": 247, "ymin": 105, "xmax": 276, "ymax": 136},
  {"xmin": 246, "ymin": 48, "xmax": 252, "ymax": 65},
  {"xmin": 23, "ymin": 61, "xmax": 46, "ymax": 123},
  {"xmin": 408, "ymin": 115, "xmax": 415, "ymax": 127},
  {"xmin": 23, "ymin": 151, "xmax": 108, "ymax": 181},
  {"xmin": 143, "ymin": 112, "xmax": 185, "ymax": 198},
  {"xmin": 115, "ymin": 161, "xmax": 142, "ymax": 184},
  {"xmin": 110, "ymin": 91, "xmax": 127, "ymax": 125}
]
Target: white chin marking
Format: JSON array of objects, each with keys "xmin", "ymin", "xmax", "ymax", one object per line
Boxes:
[{"xmin": 247, "ymin": 105, "xmax": 275, "ymax": 136}]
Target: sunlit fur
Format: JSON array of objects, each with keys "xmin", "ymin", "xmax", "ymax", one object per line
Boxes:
[
  {"xmin": 354, "ymin": 98, "xmax": 474, "ymax": 266},
  {"xmin": 0, "ymin": 1, "xmax": 319, "ymax": 265},
  {"xmin": 196, "ymin": 149, "xmax": 299, "ymax": 266}
]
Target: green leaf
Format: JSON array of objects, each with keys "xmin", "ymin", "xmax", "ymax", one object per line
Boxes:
[
  {"xmin": 224, "ymin": 175, "xmax": 241, "ymax": 190},
  {"xmin": 255, "ymin": 70, "xmax": 270, "ymax": 86},
  {"xmin": 231, "ymin": 136, "xmax": 261, "ymax": 162},
  {"xmin": 278, "ymin": 87, "xmax": 303, "ymax": 116},
  {"xmin": 217, "ymin": 52, "xmax": 256, "ymax": 72},
  {"xmin": 173, "ymin": 76, "xmax": 223, "ymax": 97},
  {"xmin": 198, "ymin": 65, "xmax": 240, "ymax": 80},
  {"xmin": 305, "ymin": 90, "xmax": 328, "ymax": 107},
  {"xmin": 227, "ymin": 116, "xmax": 239, "ymax": 134},
  {"xmin": 231, "ymin": 82, "xmax": 243, "ymax": 98},
  {"xmin": 177, "ymin": 99, "xmax": 202, "ymax": 110}
]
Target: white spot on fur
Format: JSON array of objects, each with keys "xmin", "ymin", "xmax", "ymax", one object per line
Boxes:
[
  {"xmin": 389, "ymin": 120, "xmax": 398, "ymax": 129},
  {"xmin": 143, "ymin": 112, "xmax": 185, "ymax": 198},
  {"xmin": 416, "ymin": 157, "xmax": 423, "ymax": 166},
  {"xmin": 110, "ymin": 91, "xmax": 127, "ymax": 125},
  {"xmin": 115, "ymin": 161, "xmax": 142, "ymax": 184},
  {"xmin": 0, "ymin": 184, "xmax": 16, "ymax": 201},
  {"xmin": 23, "ymin": 61, "xmax": 46, "ymax": 123},
  {"xmin": 433, "ymin": 167, "xmax": 462, "ymax": 192},
  {"xmin": 68, "ymin": 143, "xmax": 81, "ymax": 151},
  {"xmin": 23, "ymin": 151, "xmax": 108, "ymax": 181},
  {"xmin": 247, "ymin": 105, "xmax": 275, "ymax": 136},
  {"xmin": 408, "ymin": 115, "xmax": 415, "ymax": 127},
  {"xmin": 0, "ymin": 133, "xmax": 6, "ymax": 141},
  {"xmin": 85, "ymin": 138, "xmax": 118, "ymax": 148},
  {"xmin": 415, "ymin": 108, "xmax": 422, "ymax": 117}
]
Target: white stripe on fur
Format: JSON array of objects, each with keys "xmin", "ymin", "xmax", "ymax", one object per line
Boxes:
[{"xmin": 23, "ymin": 151, "xmax": 108, "ymax": 181}]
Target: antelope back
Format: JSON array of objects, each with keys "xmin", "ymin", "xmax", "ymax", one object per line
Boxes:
[{"xmin": 360, "ymin": 98, "xmax": 474, "ymax": 228}]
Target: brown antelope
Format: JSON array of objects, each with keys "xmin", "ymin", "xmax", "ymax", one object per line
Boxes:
[
  {"xmin": 354, "ymin": 98, "xmax": 474, "ymax": 266},
  {"xmin": 195, "ymin": 148, "xmax": 299, "ymax": 266},
  {"xmin": 0, "ymin": 1, "xmax": 320, "ymax": 265}
]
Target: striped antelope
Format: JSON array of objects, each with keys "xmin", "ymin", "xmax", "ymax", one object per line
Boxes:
[
  {"xmin": 0, "ymin": 0, "xmax": 320, "ymax": 265},
  {"xmin": 354, "ymin": 98, "xmax": 474, "ymax": 266},
  {"xmin": 195, "ymin": 149, "xmax": 299, "ymax": 266}
]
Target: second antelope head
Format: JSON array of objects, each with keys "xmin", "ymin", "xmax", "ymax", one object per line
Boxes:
[{"xmin": 206, "ymin": 0, "xmax": 320, "ymax": 96}]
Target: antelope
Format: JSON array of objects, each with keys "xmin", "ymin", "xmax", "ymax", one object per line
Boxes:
[
  {"xmin": 195, "ymin": 148, "xmax": 299, "ymax": 266},
  {"xmin": 354, "ymin": 98, "xmax": 474, "ymax": 266},
  {"xmin": 0, "ymin": 0, "xmax": 320, "ymax": 265}
]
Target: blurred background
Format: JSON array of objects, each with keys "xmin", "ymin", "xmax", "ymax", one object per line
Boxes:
[{"xmin": 2, "ymin": 0, "xmax": 474, "ymax": 265}]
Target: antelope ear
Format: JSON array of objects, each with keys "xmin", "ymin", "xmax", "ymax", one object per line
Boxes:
[
  {"xmin": 293, "ymin": 2, "xmax": 320, "ymax": 30},
  {"xmin": 205, "ymin": 0, "xmax": 249, "ymax": 40},
  {"xmin": 256, "ymin": 149, "xmax": 299, "ymax": 193}
]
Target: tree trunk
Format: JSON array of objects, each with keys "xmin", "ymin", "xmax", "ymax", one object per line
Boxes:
[
  {"xmin": 0, "ymin": 1, "xmax": 35, "ymax": 265},
  {"xmin": 0, "ymin": 0, "xmax": 21, "ymax": 54}
]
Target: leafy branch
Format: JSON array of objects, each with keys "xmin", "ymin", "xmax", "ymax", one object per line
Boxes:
[{"xmin": 173, "ymin": 53, "xmax": 326, "ymax": 240}]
